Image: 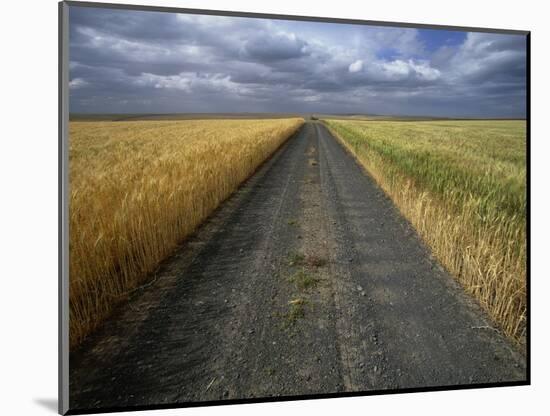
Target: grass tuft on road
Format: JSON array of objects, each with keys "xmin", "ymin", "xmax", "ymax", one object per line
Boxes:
[
  {"xmin": 289, "ymin": 269, "xmax": 320, "ymax": 290},
  {"xmin": 283, "ymin": 298, "xmax": 308, "ymax": 326},
  {"xmin": 287, "ymin": 251, "xmax": 327, "ymax": 268}
]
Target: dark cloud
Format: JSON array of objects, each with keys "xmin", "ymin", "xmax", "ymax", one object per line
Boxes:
[
  {"xmin": 68, "ymin": 6, "xmax": 527, "ymax": 118},
  {"xmin": 70, "ymin": 7, "xmax": 188, "ymax": 42},
  {"xmin": 243, "ymin": 32, "xmax": 310, "ymax": 62}
]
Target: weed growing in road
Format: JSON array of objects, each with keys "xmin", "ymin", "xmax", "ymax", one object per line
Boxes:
[
  {"xmin": 289, "ymin": 269, "xmax": 319, "ymax": 290},
  {"xmin": 287, "ymin": 252, "xmax": 305, "ymax": 266},
  {"xmin": 305, "ymin": 255, "xmax": 327, "ymax": 268},
  {"xmin": 283, "ymin": 298, "xmax": 308, "ymax": 326},
  {"xmin": 282, "ymin": 252, "xmax": 325, "ymax": 329},
  {"xmin": 287, "ymin": 252, "xmax": 327, "ymax": 268}
]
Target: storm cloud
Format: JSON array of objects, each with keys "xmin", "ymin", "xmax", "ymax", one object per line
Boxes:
[{"xmin": 68, "ymin": 6, "xmax": 527, "ymax": 117}]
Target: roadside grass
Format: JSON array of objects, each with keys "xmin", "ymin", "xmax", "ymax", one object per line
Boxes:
[
  {"xmin": 324, "ymin": 119, "xmax": 526, "ymax": 343},
  {"xmin": 69, "ymin": 118, "xmax": 304, "ymax": 348}
]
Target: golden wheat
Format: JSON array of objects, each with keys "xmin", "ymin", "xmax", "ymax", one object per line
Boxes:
[
  {"xmin": 325, "ymin": 119, "xmax": 526, "ymax": 344},
  {"xmin": 69, "ymin": 118, "xmax": 304, "ymax": 348}
]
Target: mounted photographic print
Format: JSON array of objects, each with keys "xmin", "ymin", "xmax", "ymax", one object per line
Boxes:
[{"xmin": 58, "ymin": 1, "xmax": 529, "ymax": 414}]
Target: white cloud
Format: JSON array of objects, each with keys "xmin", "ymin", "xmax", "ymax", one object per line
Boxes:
[
  {"xmin": 135, "ymin": 72, "xmax": 252, "ymax": 96},
  {"xmin": 408, "ymin": 60, "xmax": 441, "ymax": 81},
  {"xmin": 302, "ymin": 94, "xmax": 322, "ymax": 102},
  {"xmin": 69, "ymin": 78, "xmax": 89, "ymax": 89},
  {"xmin": 381, "ymin": 60, "xmax": 410, "ymax": 78},
  {"xmin": 348, "ymin": 60, "xmax": 363, "ymax": 73},
  {"xmin": 377, "ymin": 59, "xmax": 440, "ymax": 81}
]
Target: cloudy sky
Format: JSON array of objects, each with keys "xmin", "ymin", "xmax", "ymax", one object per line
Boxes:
[{"xmin": 68, "ymin": 6, "xmax": 527, "ymax": 117}]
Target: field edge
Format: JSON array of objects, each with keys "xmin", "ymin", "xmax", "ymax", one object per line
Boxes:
[{"xmin": 322, "ymin": 120, "xmax": 526, "ymax": 347}]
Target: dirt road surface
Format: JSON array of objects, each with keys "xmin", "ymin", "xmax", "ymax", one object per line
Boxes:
[{"xmin": 69, "ymin": 122, "xmax": 526, "ymax": 412}]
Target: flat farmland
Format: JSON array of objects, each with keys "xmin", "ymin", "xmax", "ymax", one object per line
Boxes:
[
  {"xmin": 70, "ymin": 121, "xmax": 526, "ymax": 410},
  {"xmin": 69, "ymin": 118, "xmax": 304, "ymax": 347},
  {"xmin": 325, "ymin": 119, "xmax": 526, "ymax": 342}
]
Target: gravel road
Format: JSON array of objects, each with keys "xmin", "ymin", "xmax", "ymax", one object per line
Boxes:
[{"xmin": 69, "ymin": 121, "xmax": 526, "ymax": 412}]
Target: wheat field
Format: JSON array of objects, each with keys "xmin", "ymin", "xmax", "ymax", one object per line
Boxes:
[
  {"xmin": 325, "ymin": 119, "xmax": 526, "ymax": 343},
  {"xmin": 69, "ymin": 118, "xmax": 304, "ymax": 348}
]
